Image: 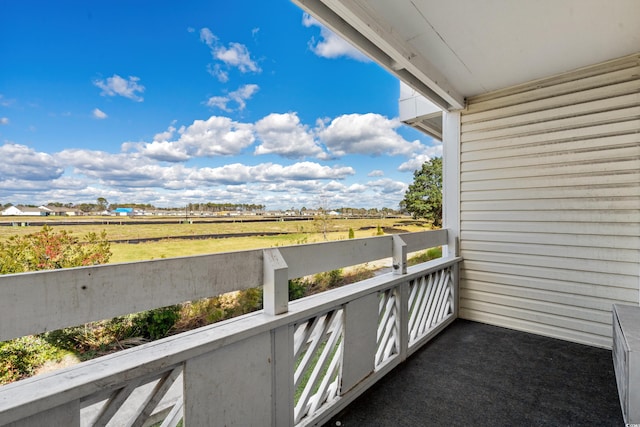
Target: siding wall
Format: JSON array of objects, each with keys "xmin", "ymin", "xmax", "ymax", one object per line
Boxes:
[{"xmin": 458, "ymin": 54, "xmax": 640, "ymax": 348}]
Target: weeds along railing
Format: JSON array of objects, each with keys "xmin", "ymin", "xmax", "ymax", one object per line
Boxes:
[{"xmin": 0, "ymin": 229, "xmax": 460, "ymax": 426}]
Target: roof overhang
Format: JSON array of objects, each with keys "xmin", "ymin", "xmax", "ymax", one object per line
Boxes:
[{"xmin": 294, "ymin": 0, "xmax": 640, "ymax": 120}]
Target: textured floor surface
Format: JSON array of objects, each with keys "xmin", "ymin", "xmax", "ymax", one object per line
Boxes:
[{"xmin": 324, "ymin": 319, "xmax": 623, "ymax": 427}]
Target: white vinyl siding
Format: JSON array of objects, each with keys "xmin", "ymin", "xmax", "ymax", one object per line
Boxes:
[{"xmin": 458, "ymin": 54, "xmax": 640, "ymax": 348}]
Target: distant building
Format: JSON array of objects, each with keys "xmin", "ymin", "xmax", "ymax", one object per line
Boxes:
[
  {"xmin": 1, "ymin": 205, "xmax": 48, "ymax": 216},
  {"xmin": 43, "ymin": 205, "xmax": 82, "ymax": 216},
  {"xmin": 113, "ymin": 207, "xmax": 134, "ymax": 216}
]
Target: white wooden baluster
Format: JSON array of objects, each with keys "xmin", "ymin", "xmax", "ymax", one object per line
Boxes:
[
  {"xmin": 294, "ymin": 309, "xmax": 344, "ymax": 424},
  {"xmin": 130, "ymin": 366, "xmax": 182, "ymax": 427},
  {"xmin": 375, "ymin": 289, "xmax": 398, "ymax": 367}
]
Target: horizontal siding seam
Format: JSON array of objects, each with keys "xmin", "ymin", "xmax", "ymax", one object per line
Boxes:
[
  {"xmin": 461, "ymin": 288, "xmax": 612, "ymax": 322},
  {"xmin": 460, "ymin": 298, "xmax": 612, "ymax": 336},
  {"xmin": 458, "ymin": 310, "xmax": 612, "ymax": 348},
  {"xmin": 461, "ymin": 277, "xmax": 635, "ymax": 304},
  {"xmin": 463, "ymin": 79, "xmax": 640, "ymax": 121},
  {"xmin": 462, "ymin": 93, "xmax": 640, "ymax": 132},
  {"xmin": 461, "ymin": 107, "xmax": 640, "ymax": 143}
]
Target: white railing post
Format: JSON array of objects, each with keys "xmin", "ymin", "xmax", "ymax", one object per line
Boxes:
[
  {"xmin": 392, "ymin": 235, "xmax": 407, "ymax": 275},
  {"xmin": 263, "ymin": 248, "xmax": 289, "ymax": 316}
]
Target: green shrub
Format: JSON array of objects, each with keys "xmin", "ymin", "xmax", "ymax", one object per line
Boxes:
[
  {"xmin": 0, "ymin": 336, "xmax": 69, "ymax": 384},
  {"xmin": 131, "ymin": 306, "xmax": 181, "ymax": 340},
  {"xmin": 348, "ymin": 228, "xmax": 355, "ymax": 239},
  {"xmin": 289, "ymin": 278, "xmax": 308, "ymax": 301}
]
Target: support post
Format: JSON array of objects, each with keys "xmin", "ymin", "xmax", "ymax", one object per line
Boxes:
[
  {"xmin": 263, "ymin": 248, "xmax": 289, "ymax": 315},
  {"xmin": 442, "ymin": 110, "xmax": 461, "ymax": 258},
  {"xmin": 392, "ymin": 235, "xmax": 407, "ymax": 275}
]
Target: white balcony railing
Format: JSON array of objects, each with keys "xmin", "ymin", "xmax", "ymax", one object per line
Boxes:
[{"xmin": 0, "ymin": 230, "xmax": 460, "ymax": 426}]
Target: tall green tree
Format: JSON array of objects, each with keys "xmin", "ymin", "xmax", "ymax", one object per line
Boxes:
[
  {"xmin": 96, "ymin": 197, "xmax": 108, "ymax": 211},
  {"xmin": 402, "ymin": 157, "xmax": 443, "ymax": 227}
]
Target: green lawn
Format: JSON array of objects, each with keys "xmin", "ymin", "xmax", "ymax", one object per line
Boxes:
[{"xmin": 0, "ymin": 216, "xmax": 432, "ymax": 263}]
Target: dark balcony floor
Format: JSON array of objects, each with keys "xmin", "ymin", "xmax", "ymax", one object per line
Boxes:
[{"xmin": 325, "ymin": 319, "xmax": 623, "ymax": 427}]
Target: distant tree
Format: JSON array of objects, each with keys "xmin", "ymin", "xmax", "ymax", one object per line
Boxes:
[
  {"xmin": 96, "ymin": 197, "xmax": 109, "ymax": 211},
  {"xmin": 402, "ymin": 157, "xmax": 443, "ymax": 227},
  {"xmin": 314, "ymin": 209, "xmax": 332, "ymax": 241}
]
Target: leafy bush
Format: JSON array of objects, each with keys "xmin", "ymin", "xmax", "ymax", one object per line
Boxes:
[
  {"xmin": 130, "ymin": 306, "xmax": 181, "ymax": 340},
  {"xmin": 0, "ymin": 336, "xmax": 70, "ymax": 384},
  {"xmin": 348, "ymin": 228, "xmax": 355, "ymax": 239},
  {"xmin": 0, "ymin": 226, "xmax": 112, "ymax": 381},
  {"xmin": 0, "ymin": 225, "xmax": 111, "ymax": 274},
  {"xmin": 289, "ymin": 278, "xmax": 308, "ymax": 301}
]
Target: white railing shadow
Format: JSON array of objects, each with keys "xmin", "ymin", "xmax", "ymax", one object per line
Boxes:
[{"xmin": 0, "ymin": 230, "xmax": 460, "ymax": 426}]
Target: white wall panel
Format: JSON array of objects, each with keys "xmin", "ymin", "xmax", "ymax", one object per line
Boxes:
[{"xmin": 459, "ymin": 54, "xmax": 640, "ymax": 348}]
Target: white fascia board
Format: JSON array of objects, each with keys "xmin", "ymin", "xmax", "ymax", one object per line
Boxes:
[
  {"xmin": 320, "ymin": 0, "xmax": 465, "ymax": 111},
  {"xmin": 293, "ymin": 0, "xmax": 465, "ymax": 111}
]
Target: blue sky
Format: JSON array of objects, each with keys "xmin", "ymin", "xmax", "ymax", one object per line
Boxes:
[{"xmin": 0, "ymin": 0, "xmax": 440, "ymax": 210}]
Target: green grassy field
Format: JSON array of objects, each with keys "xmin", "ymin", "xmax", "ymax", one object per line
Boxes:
[{"xmin": 0, "ymin": 216, "xmax": 431, "ymax": 263}]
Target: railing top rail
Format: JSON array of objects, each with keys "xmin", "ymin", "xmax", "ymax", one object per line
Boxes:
[
  {"xmin": 0, "ymin": 255, "xmax": 461, "ymax": 425},
  {"xmin": 0, "ymin": 229, "xmax": 448, "ymax": 341}
]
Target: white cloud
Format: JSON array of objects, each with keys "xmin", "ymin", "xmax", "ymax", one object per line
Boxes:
[
  {"xmin": 0, "ymin": 117, "xmax": 9, "ymax": 125},
  {"xmin": 368, "ymin": 170, "xmax": 384, "ymax": 177},
  {"xmin": 206, "ymin": 96, "xmax": 230, "ymax": 111},
  {"xmin": 199, "ymin": 27, "xmax": 261, "ymax": 82},
  {"xmin": 206, "ymin": 84, "xmax": 259, "ymax": 112},
  {"xmin": 56, "ymin": 148, "xmax": 186, "ymax": 188},
  {"xmin": 92, "ymin": 108, "xmax": 107, "ymax": 119},
  {"xmin": 397, "ymin": 145, "xmax": 443, "ymax": 172},
  {"xmin": 318, "ymin": 113, "xmax": 425, "ymax": 157},
  {"xmin": 190, "ymin": 162, "xmax": 354, "ymax": 185},
  {"xmin": 199, "ymin": 27, "xmax": 216, "ymax": 46},
  {"xmin": 347, "ymin": 183, "xmax": 368, "ymax": 193},
  {"xmin": 94, "ymin": 74, "xmax": 145, "ymax": 102},
  {"xmin": 207, "ymin": 64, "xmax": 229, "ymax": 83},
  {"xmin": 215, "ymin": 42, "xmax": 260, "ymax": 73},
  {"xmin": 126, "ymin": 116, "xmax": 255, "ymax": 162},
  {"xmin": 254, "ymin": 112, "xmax": 326, "ymax": 159},
  {"xmin": 368, "ymin": 178, "xmax": 408, "ymax": 194},
  {"xmin": 178, "ymin": 116, "xmax": 255, "ymax": 157},
  {"xmin": 0, "ymin": 143, "xmax": 64, "ymax": 180},
  {"xmin": 302, "ymin": 13, "xmax": 369, "ymax": 62}
]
